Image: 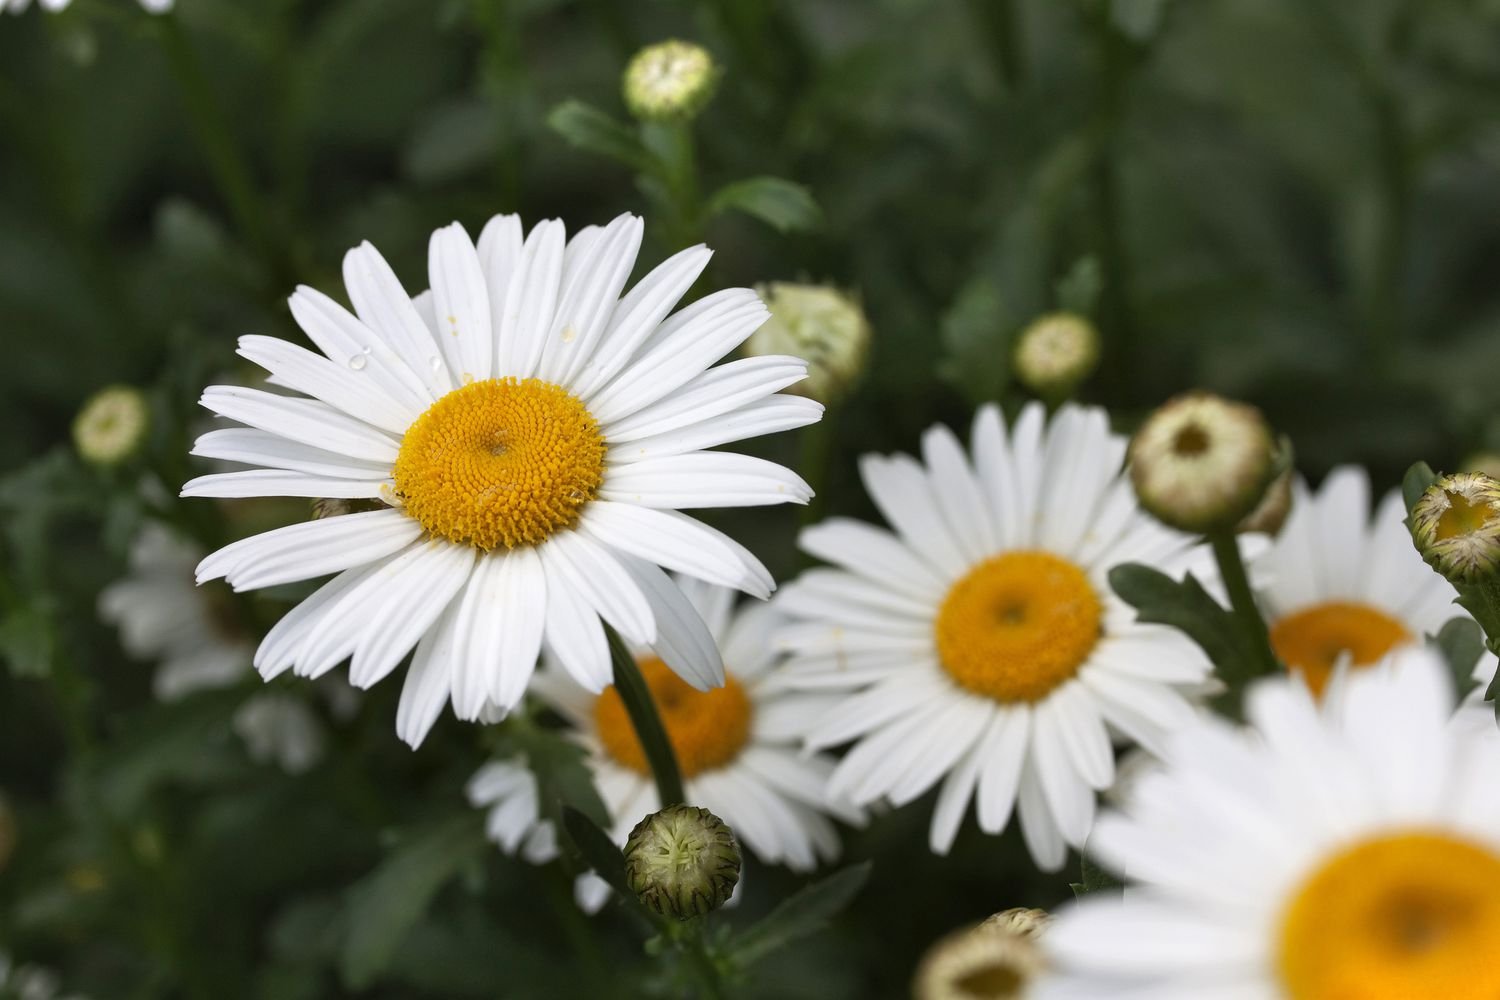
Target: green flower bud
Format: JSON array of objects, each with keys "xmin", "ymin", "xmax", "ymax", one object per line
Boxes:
[
  {"xmin": 745, "ymin": 282, "xmax": 871, "ymax": 405},
  {"xmin": 622, "ymin": 40, "xmax": 719, "ymax": 123},
  {"xmin": 1411, "ymin": 473, "xmax": 1500, "ymax": 583},
  {"xmin": 623, "ymin": 804, "xmax": 740, "ymax": 919},
  {"xmin": 1012, "ymin": 312, "xmax": 1100, "ymax": 398},
  {"xmin": 1128, "ymin": 392, "xmax": 1277, "ymax": 534},
  {"xmin": 912, "ymin": 908, "xmax": 1051, "ymax": 1000},
  {"xmin": 73, "ymin": 385, "xmax": 149, "ymax": 466}
]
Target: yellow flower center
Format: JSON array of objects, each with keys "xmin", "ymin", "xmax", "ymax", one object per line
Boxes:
[
  {"xmin": 1278, "ymin": 831, "xmax": 1500, "ymax": 1000},
  {"xmin": 594, "ymin": 657, "xmax": 753, "ymax": 779},
  {"xmin": 391, "ymin": 377, "xmax": 606, "ymax": 551},
  {"xmin": 1437, "ymin": 491, "xmax": 1495, "ymax": 540},
  {"xmin": 1268, "ymin": 601, "xmax": 1410, "ymax": 697},
  {"xmin": 935, "ymin": 551, "xmax": 1102, "ymax": 703}
]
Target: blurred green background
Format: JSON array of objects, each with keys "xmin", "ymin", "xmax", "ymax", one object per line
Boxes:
[{"xmin": 3, "ymin": 0, "xmax": 1500, "ymax": 996}]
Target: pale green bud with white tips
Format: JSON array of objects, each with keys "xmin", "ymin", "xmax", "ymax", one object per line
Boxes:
[
  {"xmin": 622, "ymin": 40, "xmax": 719, "ymax": 123},
  {"xmin": 73, "ymin": 385, "xmax": 149, "ymax": 466},
  {"xmin": 623, "ymin": 804, "xmax": 740, "ymax": 919},
  {"xmin": 745, "ymin": 282, "xmax": 871, "ymax": 405},
  {"xmin": 1013, "ymin": 312, "xmax": 1100, "ymax": 398}
]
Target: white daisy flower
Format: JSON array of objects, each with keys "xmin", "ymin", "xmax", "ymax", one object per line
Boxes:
[
  {"xmin": 99, "ymin": 522, "xmax": 328, "ymax": 773},
  {"xmin": 1259, "ymin": 465, "xmax": 1465, "ymax": 697},
  {"xmin": 1037, "ymin": 646, "xmax": 1500, "ymax": 1000},
  {"xmin": 185, "ymin": 213, "xmax": 819, "ymax": 747},
  {"xmin": 467, "ymin": 579, "xmax": 863, "ymax": 912},
  {"xmin": 779, "ymin": 402, "xmax": 1216, "ymax": 870},
  {"xmin": 100, "ymin": 522, "xmax": 252, "ymax": 700},
  {"xmin": 1, "ymin": 0, "xmax": 171, "ymax": 12}
]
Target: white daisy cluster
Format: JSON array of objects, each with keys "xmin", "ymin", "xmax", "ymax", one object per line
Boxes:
[{"xmin": 1, "ymin": 0, "xmax": 171, "ymax": 12}]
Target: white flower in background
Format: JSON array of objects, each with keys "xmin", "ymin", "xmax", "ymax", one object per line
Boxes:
[
  {"xmin": 779, "ymin": 402, "xmax": 1217, "ymax": 870},
  {"xmin": 622, "ymin": 39, "xmax": 718, "ymax": 122},
  {"xmin": 99, "ymin": 523, "xmax": 327, "ymax": 774},
  {"xmin": 1037, "ymin": 647, "xmax": 1500, "ymax": 1000},
  {"xmin": 184, "ymin": 213, "xmax": 819, "ymax": 746},
  {"xmin": 468, "ymin": 579, "xmax": 862, "ymax": 912},
  {"xmin": 1, "ymin": 0, "xmax": 171, "ymax": 13},
  {"xmin": 1258, "ymin": 466, "xmax": 1466, "ymax": 697},
  {"xmin": 100, "ymin": 523, "xmax": 251, "ymax": 700}
]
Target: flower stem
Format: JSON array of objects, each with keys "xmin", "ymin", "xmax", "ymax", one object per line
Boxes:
[
  {"xmin": 605, "ymin": 626, "xmax": 685, "ymax": 807},
  {"xmin": 1209, "ymin": 531, "xmax": 1281, "ymax": 681}
]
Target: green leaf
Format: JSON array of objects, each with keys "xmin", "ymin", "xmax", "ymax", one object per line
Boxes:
[
  {"xmin": 508, "ymin": 719, "xmax": 610, "ymax": 830},
  {"xmin": 729, "ymin": 861, "xmax": 872, "ymax": 967},
  {"xmin": 339, "ymin": 816, "xmax": 488, "ymax": 990},
  {"xmin": 546, "ymin": 100, "xmax": 651, "ymax": 172},
  {"xmin": 1108, "ymin": 564, "xmax": 1261, "ymax": 715},
  {"xmin": 937, "ymin": 279, "xmax": 1012, "ymax": 406},
  {"xmin": 1054, "ymin": 256, "xmax": 1103, "ymax": 315},
  {"xmin": 1070, "ymin": 848, "xmax": 1124, "ymax": 900},
  {"xmin": 1402, "ymin": 461, "xmax": 1439, "ymax": 517},
  {"xmin": 707, "ymin": 177, "xmax": 823, "ymax": 233},
  {"xmin": 1430, "ymin": 616, "xmax": 1486, "ymax": 700},
  {"xmin": 560, "ymin": 807, "xmax": 632, "ymax": 900},
  {"xmin": 0, "ymin": 600, "xmax": 55, "ymax": 678}
]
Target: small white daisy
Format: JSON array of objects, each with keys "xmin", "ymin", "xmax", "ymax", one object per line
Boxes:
[
  {"xmin": 468, "ymin": 579, "xmax": 863, "ymax": 912},
  {"xmin": 99, "ymin": 522, "xmax": 327, "ymax": 773},
  {"xmin": 779, "ymin": 402, "xmax": 1217, "ymax": 870},
  {"xmin": 184, "ymin": 213, "xmax": 820, "ymax": 746},
  {"xmin": 1037, "ymin": 646, "xmax": 1500, "ymax": 1000},
  {"xmin": 1259, "ymin": 465, "xmax": 1465, "ymax": 696}
]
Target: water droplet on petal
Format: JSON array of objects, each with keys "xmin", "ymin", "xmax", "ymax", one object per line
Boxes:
[
  {"xmin": 429, "ymin": 356, "xmax": 444, "ymax": 372},
  {"xmin": 561, "ymin": 325, "xmax": 578, "ymax": 343},
  {"xmin": 348, "ymin": 354, "xmax": 368, "ymax": 371}
]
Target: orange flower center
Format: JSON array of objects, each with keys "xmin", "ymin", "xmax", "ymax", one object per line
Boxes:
[
  {"xmin": 1268, "ymin": 601, "xmax": 1410, "ymax": 697},
  {"xmin": 594, "ymin": 657, "xmax": 753, "ymax": 779}
]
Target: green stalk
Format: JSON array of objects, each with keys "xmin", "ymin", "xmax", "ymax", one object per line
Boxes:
[
  {"xmin": 1209, "ymin": 531, "xmax": 1281, "ymax": 681},
  {"xmin": 155, "ymin": 13, "xmax": 274, "ymax": 276},
  {"xmin": 606, "ymin": 627, "xmax": 685, "ymax": 807}
]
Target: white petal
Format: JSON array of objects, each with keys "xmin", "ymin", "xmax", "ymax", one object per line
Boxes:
[
  {"xmin": 929, "ymin": 720, "xmax": 990, "ymax": 854},
  {"xmin": 859, "ymin": 454, "xmax": 968, "ymax": 579},
  {"xmin": 254, "ymin": 563, "xmax": 382, "ymax": 678},
  {"xmin": 543, "ymin": 214, "xmax": 644, "ymax": 386},
  {"xmin": 797, "ymin": 517, "xmax": 948, "ymax": 602},
  {"xmin": 617, "ymin": 554, "xmax": 723, "ymax": 690},
  {"xmin": 495, "ymin": 219, "xmax": 566, "ymax": 378},
  {"xmin": 541, "ymin": 562, "xmax": 612, "ymax": 690},
  {"xmin": 396, "ymin": 603, "xmax": 462, "ymax": 747},
  {"xmin": 197, "ymin": 509, "xmax": 422, "ymax": 591},
  {"xmin": 181, "ymin": 469, "xmax": 389, "ymax": 500},
  {"xmin": 576, "ymin": 501, "xmax": 771, "ymax": 597},
  {"xmin": 191, "ymin": 428, "xmax": 392, "ymax": 480},
  {"xmin": 199, "ymin": 386, "xmax": 400, "ymax": 464},
  {"xmin": 600, "ymin": 452, "xmax": 811, "ymax": 508},
  {"xmin": 976, "ymin": 704, "xmax": 1030, "ymax": 833},
  {"xmin": 342, "ymin": 240, "xmax": 454, "ymax": 398},
  {"xmin": 608, "ymin": 397, "xmax": 823, "ymax": 463},
  {"xmin": 289, "ymin": 282, "xmax": 437, "ymax": 412},
  {"xmin": 540, "ymin": 530, "xmax": 656, "ymax": 645},
  {"xmin": 921, "ymin": 423, "xmax": 996, "ymax": 560},
  {"xmin": 236, "ymin": 334, "xmax": 417, "ymax": 433},
  {"xmin": 428, "ymin": 222, "xmax": 493, "ymax": 382},
  {"xmin": 602, "ymin": 356, "xmax": 811, "ymax": 442},
  {"xmin": 477, "ymin": 213, "xmax": 523, "ymax": 330},
  {"xmin": 347, "ymin": 543, "xmax": 475, "ymax": 689}
]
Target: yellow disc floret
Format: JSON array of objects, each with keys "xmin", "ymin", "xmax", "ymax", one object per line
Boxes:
[
  {"xmin": 595, "ymin": 657, "xmax": 753, "ymax": 779},
  {"xmin": 1278, "ymin": 831, "xmax": 1500, "ymax": 999},
  {"xmin": 935, "ymin": 551, "xmax": 1102, "ymax": 704},
  {"xmin": 1268, "ymin": 601, "xmax": 1410, "ymax": 697},
  {"xmin": 392, "ymin": 377, "xmax": 606, "ymax": 551}
]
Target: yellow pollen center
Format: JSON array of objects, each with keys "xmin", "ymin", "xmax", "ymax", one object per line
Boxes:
[
  {"xmin": 1268, "ymin": 601, "xmax": 1410, "ymax": 697},
  {"xmin": 594, "ymin": 657, "xmax": 753, "ymax": 779},
  {"xmin": 935, "ymin": 551, "xmax": 1102, "ymax": 703},
  {"xmin": 1278, "ymin": 831, "xmax": 1500, "ymax": 1000},
  {"xmin": 1437, "ymin": 491, "xmax": 1494, "ymax": 540},
  {"xmin": 391, "ymin": 377, "xmax": 605, "ymax": 551}
]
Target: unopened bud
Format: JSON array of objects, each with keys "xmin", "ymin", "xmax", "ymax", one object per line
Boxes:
[
  {"xmin": 746, "ymin": 282, "xmax": 870, "ymax": 404},
  {"xmin": 1238, "ymin": 464, "xmax": 1294, "ymax": 536},
  {"xmin": 1129, "ymin": 392, "xmax": 1277, "ymax": 534},
  {"xmin": 1411, "ymin": 473, "xmax": 1500, "ymax": 583},
  {"xmin": 73, "ymin": 385, "xmax": 149, "ymax": 466},
  {"xmin": 913, "ymin": 908, "xmax": 1051, "ymax": 1000},
  {"xmin": 622, "ymin": 40, "xmax": 718, "ymax": 123},
  {"xmin": 623, "ymin": 804, "xmax": 740, "ymax": 919},
  {"xmin": 1013, "ymin": 312, "xmax": 1100, "ymax": 398}
]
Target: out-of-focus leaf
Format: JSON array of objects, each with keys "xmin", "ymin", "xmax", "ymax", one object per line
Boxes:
[
  {"xmin": 937, "ymin": 279, "xmax": 1011, "ymax": 406},
  {"xmin": 1430, "ymin": 616, "xmax": 1485, "ymax": 700},
  {"xmin": 1070, "ymin": 847, "xmax": 1124, "ymax": 899},
  {"xmin": 560, "ymin": 806, "xmax": 631, "ymax": 900},
  {"xmin": 339, "ymin": 816, "xmax": 488, "ymax": 990},
  {"xmin": 510, "ymin": 721, "xmax": 610, "ymax": 830},
  {"xmin": 1055, "ymin": 256, "xmax": 1104, "ymax": 316},
  {"xmin": 1112, "ymin": 0, "xmax": 1170, "ymax": 41},
  {"xmin": 708, "ymin": 177, "xmax": 823, "ymax": 233},
  {"xmin": 401, "ymin": 99, "xmax": 502, "ymax": 184},
  {"xmin": 1402, "ymin": 461, "xmax": 1439, "ymax": 517},
  {"xmin": 0, "ymin": 601, "xmax": 55, "ymax": 678},
  {"xmin": 729, "ymin": 861, "xmax": 871, "ymax": 967},
  {"xmin": 547, "ymin": 100, "xmax": 651, "ymax": 172}
]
